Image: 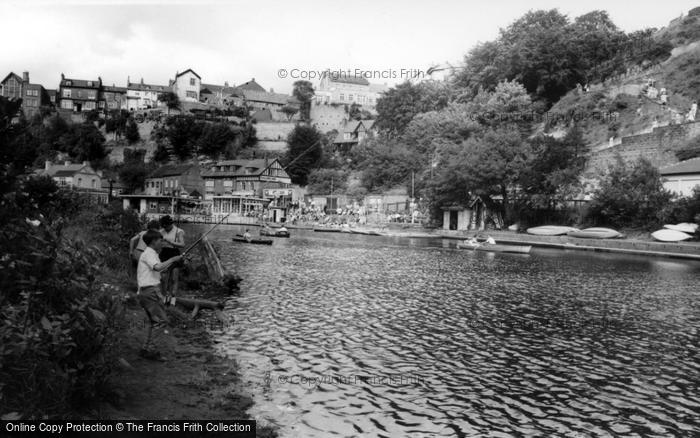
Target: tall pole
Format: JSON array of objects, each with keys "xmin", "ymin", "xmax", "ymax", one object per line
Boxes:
[{"xmin": 411, "ymin": 171, "xmax": 414, "ymax": 200}]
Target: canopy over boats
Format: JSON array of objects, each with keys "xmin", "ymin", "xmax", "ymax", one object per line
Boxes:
[
  {"xmin": 526, "ymin": 226, "xmax": 579, "ymax": 236},
  {"xmin": 567, "ymin": 227, "xmax": 622, "ymax": 239},
  {"xmin": 651, "ymin": 229, "xmax": 693, "ymax": 242}
]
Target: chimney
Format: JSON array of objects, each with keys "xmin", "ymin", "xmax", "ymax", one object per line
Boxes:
[
  {"xmin": 45, "ymin": 160, "xmax": 51, "ymax": 171},
  {"xmin": 61, "ymin": 73, "xmax": 64, "ymax": 80},
  {"xmin": 224, "ymin": 81, "xmax": 229, "ymax": 87},
  {"xmin": 141, "ymin": 77, "xmax": 144, "ymax": 85},
  {"xmin": 64, "ymin": 161, "xmax": 70, "ymax": 166},
  {"xmin": 82, "ymin": 161, "xmax": 88, "ymax": 166},
  {"xmin": 22, "ymin": 72, "xmax": 29, "ymax": 83},
  {"xmin": 127, "ymin": 75, "xmax": 130, "ymax": 85}
]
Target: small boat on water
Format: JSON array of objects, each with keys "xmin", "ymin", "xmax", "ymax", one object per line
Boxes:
[
  {"xmin": 260, "ymin": 228, "xmax": 290, "ymax": 238},
  {"xmin": 567, "ymin": 227, "xmax": 622, "ymax": 239},
  {"xmin": 663, "ymin": 223, "xmax": 698, "ymax": 234},
  {"xmin": 456, "ymin": 243, "xmax": 532, "ymax": 254},
  {"xmin": 527, "ymin": 225, "xmax": 579, "ymax": 236},
  {"xmin": 651, "ymin": 229, "xmax": 693, "ymax": 242},
  {"xmin": 313, "ymin": 226, "xmax": 341, "ymax": 233},
  {"xmin": 232, "ymin": 236, "xmax": 273, "ymax": 245},
  {"xmin": 350, "ymin": 229, "xmax": 381, "ymax": 236}
]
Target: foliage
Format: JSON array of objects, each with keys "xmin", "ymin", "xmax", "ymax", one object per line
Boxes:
[
  {"xmin": 125, "ymin": 118, "xmax": 140, "ymax": 144},
  {"xmin": 197, "ymin": 122, "xmax": 236, "ymax": 157},
  {"xmin": 55, "ymin": 122, "xmax": 108, "ymax": 166},
  {"xmin": 283, "ymin": 124, "xmax": 323, "ymax": 186},
  {"xmin": 306, "ymin": 168, "xmax": 349, "ymax": 194},
  {"xmin": 585, "ymin": 156, "xmax": 672, "ymax": 230},
  {"xmin": 659, "ymin": 186, "xmax": 700, "ymax": 233},
  {"xmin": 280, "ymin": 105, "xmax": 299, "ymax": 121},
  {"xmin": 349, "ymin": 136, "xmax": 423, "ymax": 193},
  {"xmin": 105, "ymin": 110, "xmax": 129, "ymax": 140},
  {"xmin": 158, "ymin": 92, "xmax": 181, "ymax": 115},
  {"xmin": 452, "ymin": 9, "xmax": 671, "ymax": 106},
  {"xmin": 375, "ymin": 81, "xmax": 451, "ymax": 135},
  {"xmin": 292, "ymin": 81, "xmax": 314, "ymax": 121}
]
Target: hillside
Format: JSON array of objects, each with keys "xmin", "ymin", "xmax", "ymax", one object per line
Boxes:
[{"xmin": 544, "ymin": 11, "xmax": 700, "ymax": 151}]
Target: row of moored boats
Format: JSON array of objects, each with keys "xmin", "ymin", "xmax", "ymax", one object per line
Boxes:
[{"xmin": 527, "ymin": 223, "xmax": 698, "ymax": 242}]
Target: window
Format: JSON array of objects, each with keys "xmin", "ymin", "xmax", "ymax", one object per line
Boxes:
[
  {"xmin": 62, "ymin": 89, "xmax": 72, "ymax": 98},
  {"xmin": 84, "ymin": 101, "xmax": 96, "ymax": 110},
  {"xmin": 190, "ymin": 78, "xmax": 196, "ymax": 86},
  {"xmin": 87, "ymin": 91, "xmax": 96, "ymax": 99},
  {"xmin": 205, "ymin": 180, "xmax": 214, "ymax": 187},
  {"xmin": 241, "ymin": 182, "xmax": 246, "ymax": 190},
  {"xmin": 87, "ymin": 81, "xmax": 93, "ymax": 87},
  {"xmin": 339, "ymin": 94, "xmax": 344, "ymax": 101},
  {"xmin": 61, "ymin": 100, "xmax": 73, "ymax": 109},
  {"xmin": 26, "ymin": 89, "xmax": 38, "ymax": 97},
  {"xmin": 223, "ymin": 180, "xmax": 233, "ymax": 187},
  {"xmin": 349, "ymin": 94, "xmax": 354, "ymax": 101},
  {"xmin": 91, "ymin": 179, "xmax": 96, "ymax": 188},
  {"xmin": 65, "ymin": 81, "xmax": 72, "ymax": 86},
  {"xmin": 99, "ymin": 101, "xmax": 105, "ymax": 108},
  {"xmin": 78, "ymin": 177, "xmax": 82, "ymax": 186},
  {"xmin": 186, "ymin": 91, "xmax": 197, "ymax": 98}
]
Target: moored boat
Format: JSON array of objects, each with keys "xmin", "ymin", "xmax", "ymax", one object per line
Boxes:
[
  {"xmin": 456, "ymin": 243, "xmax": 532, "ymax": 254},
  {"xmin": 663, "ymin": 223, "xmax": 698, "ymax": 234},
  {"xmin": 350, "ymin": 229, "xmax": 381, "ymax": 236},
  {"xmin": 651, "ymin": 229, "xmax": 693, "ymax": 242},
  {"xmin": 313, "ymin": 226, "xmax": 341, "ymax": 233},
  {"xmin": 232, "ymin": 236, "xmax": 273, "ymax": 245},
  {"xmin": 526, "ymin": 225, "xmax": 579, "ymax": 236},
  {"xmin": 260, "ymin": 228, "xmax": 290, "ymax": 237},
  {"xmin": 567, "ymin": 227, "xmax": 622, "ymax": 239}
]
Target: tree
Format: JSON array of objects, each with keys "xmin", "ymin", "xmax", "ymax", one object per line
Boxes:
[
  {"xmin": 349, "ymin": 135, "xmax": 423, "ymax": 193},
  {"xmin": 197, "ymin": 123, "xmax": 236, "ymax": 157},
  {"xmin": 105, "ymin": 110, "xmax": 128, "ymax": 140},
  {"xmin": 56, "ymin": 122, "xmax": 108, "ymax": 166},
  {"xmin": 158, "ymin": 92, "xmax": 181, "ymax": 115},
  {"xmin": 125, "ymin": 118, "xmax": 140, "ymax": 144},
  {"xmin": 586, "ymin": 157, "xmax": 672, "ymax": 230},
  {"xmin": 280, "ymin": 104, "xmax": 299, "ymax": 121},
  {"xmin": 306, "ymin": 168, "xmax": 348, "ymax": 194},
  {"xmin": 292, "ymin": 81, "xmax": 314, "ymax": 121},
  {"xmin": 284, "ymin": 124, "xmax": 322, "ymax": 185},
  {"xmin": 375, "ymin": 81, "xmax": 451, "ymax": 135}
]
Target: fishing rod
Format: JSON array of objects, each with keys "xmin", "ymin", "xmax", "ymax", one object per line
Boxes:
[{"xmin": 182, "ymin": 211, "xmax": 233, "ymax": 256}]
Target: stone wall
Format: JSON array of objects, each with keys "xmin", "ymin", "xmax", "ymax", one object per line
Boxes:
[
  {"xmin": 587, "ymin": 120, "xmax": 700, "ymax": 175},
  {"xmin": 254, "ymin": 121, "xmax": 295, "ymax": 141}
]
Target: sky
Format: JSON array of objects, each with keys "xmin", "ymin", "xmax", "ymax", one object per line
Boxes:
[{"xmin": 2, "ymin": 0, "xmax": 699, "ymax": 94}]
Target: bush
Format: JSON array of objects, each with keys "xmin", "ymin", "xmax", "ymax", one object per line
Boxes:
[
  {"xmin": 0, "ymin": 177, "xmax": 139, "ymax": 417},
  {"xmin": 585, "ymin": 157, "xmax": 672, "ymax": 230}
]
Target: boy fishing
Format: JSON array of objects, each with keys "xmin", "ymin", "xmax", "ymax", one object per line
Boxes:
[{"xmin": 137, "ymin": 229, "xmax": 183, "ymax": 361}]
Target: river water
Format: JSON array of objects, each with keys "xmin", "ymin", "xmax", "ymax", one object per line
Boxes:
[{"xmin": 202, "ymin": 226, "xmax": 699, "ymax": 437}]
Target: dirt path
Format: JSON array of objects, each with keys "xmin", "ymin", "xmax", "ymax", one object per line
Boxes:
[{"xmin": 96, "ymin": 293, "xmax": 276, "ymax": 437}]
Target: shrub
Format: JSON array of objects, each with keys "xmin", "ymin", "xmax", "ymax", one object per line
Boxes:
[{"xmin": 585, "ymin": 157, "xmax": 672, "ymax": 230}]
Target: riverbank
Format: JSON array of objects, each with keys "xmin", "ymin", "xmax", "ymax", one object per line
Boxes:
[{"xmin": 95, "ymin": 276, "xmax": 277, "ymax": 436}]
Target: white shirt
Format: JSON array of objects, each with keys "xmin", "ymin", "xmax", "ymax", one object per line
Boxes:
[{"xmin": 137, "ymin": 246, "xmax": 161, "ymax": 288}]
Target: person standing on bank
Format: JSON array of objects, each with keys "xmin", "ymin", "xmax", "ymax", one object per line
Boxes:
[
  {"xmin": 129, "ymin": 219, "xmax": 162, "ymax": 272},
  {"xmin": 137, "ymin": 229, "xmax": 183, "ymax": 361},
  {"xmin": 159, "ymin": 215, "xmax": 185, "ymax": 297}
]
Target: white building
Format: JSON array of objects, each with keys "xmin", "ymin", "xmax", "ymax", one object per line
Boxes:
[
  {"xmin": 660, "ymin": 158, "xmax": 700, "ymax": 197},
  {"xmin": 315, "ymin": 76, "xmax": 388, "ymax": 109},
  {"xmin": 171, "ymin": 69, "xmax": 201, "ymax": 103},
  {"xmin": 126, "ymin": 78, "xmax": 170, "ymax": 111}
]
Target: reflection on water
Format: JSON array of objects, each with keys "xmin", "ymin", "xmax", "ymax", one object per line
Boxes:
[{"xmin": 200, "ymin": 226, "xmax": 700, "ymax": 437}]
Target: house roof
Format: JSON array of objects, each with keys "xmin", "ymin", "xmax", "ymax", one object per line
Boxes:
[
  {"xmin": 333, "ymin": 132, "xmax": 359, "ymax": 144},
  {"xmin": 148, "ymin": 164, "xmax": 199, "ymax": 178},
  {"xmin": 201, "ymin": 159, "xmax": 284, "ymax": 178},
  {"xmin": 38, "ymin": 162, "xmax": 98, "ymax": 177},
  {"xmin": 103, "ymin": 85, "xmax": 127, "ymax": 93},
  {"xmin": 60, "ymin": 77, "xmax": 100, "ymax": 89},
  {"xmin": 127, "ymin": 82, "xmax": 170, "ymax": 92},
  {"xmin": 234, "ymin": 78, "xmax": 266, "ymax": 93},
  {"xmin": 331, "ymin": 76, "xmax": 369, "ymax": 86},
  {"xmin": 241, "ymin": 89, "xmax": 290, "ymax": 105},
  {"xmin": 175, "ymin": 69, "xmax": 201, "ymax": 79},
  {"xmin": 660, "ymin": 157, "xmax": 700, "ymax": 175},
  {"xmin": 201, "ymin": 83, "xmax": 237, "ymax": 95},
  {"xmin": 1, "ymin": 72, "xmax": 23, "ymax": 85}
]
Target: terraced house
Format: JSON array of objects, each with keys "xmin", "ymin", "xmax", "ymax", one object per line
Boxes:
[
  {"xmin": 58, "ymin": 74, "xmax": 101, "ymax": 112},
  {"xmin": 126, "ymin": 78, "xmax": 170, "ymax": 111},
  {"xmin": 0, "ymin": 71, "xmax": 52, "ymax": 116}
]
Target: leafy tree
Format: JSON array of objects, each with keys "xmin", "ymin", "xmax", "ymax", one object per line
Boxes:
[
  {"xmin": 280, "ymin": 104, "xmax": 299, "ymax": 121},
  {"xmin": 105, "ymin": 110, "xmax": 128, "ymax": 140},
  {"xmin": 197, "ymin": 122, "xmax": 236, "ymax": 157},
  {"xmin": 118, "ymin": 161, "xmax": 147, "ymax": 193},
  {"xmin": 125, "ymin": 117, "xmax": 140, "ymax": 144},
  {"xmin": 56, "ymin": 122, "xmax": 108, "ymax": 166},
  {"xmin": 284, "ymin": 124, "xmax": 322, "ymax": 185},
  {"xmin": 158, "ymin": 92, "xmax": 181, "ymax": 115},
  {"xmin": 375, "ymin": 81, "xmax": 451, "ymax": 135},
  {"xmin": 349, "ymin": 135, "xmax": 423, "ymax": 193},
  {"xmin": 585, "ymin": 157, "xmax": 672, "ymax": 230},
  {"xmin": 307, "ymin": 168, "xmax": 349, "ymax": 194},
  {"xmin": 292, "ymin": 80, "xmax": 314, "ymax": 121},
  {"xmin": 164, "ymin": 115, "xmax": 204, "ymax": 160}
]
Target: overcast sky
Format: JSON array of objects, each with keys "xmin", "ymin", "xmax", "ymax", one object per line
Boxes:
[{"xmin": 2, "ymin": 0, "xmax": 698, "ymax": 93}]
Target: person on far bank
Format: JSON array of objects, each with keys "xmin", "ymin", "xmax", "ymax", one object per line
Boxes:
[
  {"xmin": 137, "ymin": 230, "xmax": 183, "ymax": 361},
  {"xmin": 159, "ymin": 215, "xmax": 185, "ymax": 297},
  {"xmin": 129, "ymin": 219, "xmax": 162, "ymax": 272}
]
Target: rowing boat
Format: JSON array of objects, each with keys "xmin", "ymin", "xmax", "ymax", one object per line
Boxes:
[
  {"xmin": 567, "ymin": 227, "xmax": 622, "ymax": 239},
  {"xmin": 456, "ymin": 243, "xmax": 532, "ymax": 254},
  {"xmin": 651, "ymin": 229, "xmax": 693, "ymax": 242},
  {"xmin": 526, "ymin": 225, "xmax": 579, "ymax": 236},
  {"xmin": 260, "ymin": 228, "xmax": 290, "ymax": 237},
  {"xmin": 232, "ymin": 236, "xmax": 273, "ymax": 245}
]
